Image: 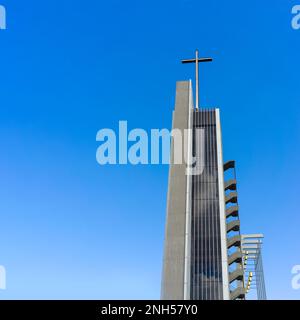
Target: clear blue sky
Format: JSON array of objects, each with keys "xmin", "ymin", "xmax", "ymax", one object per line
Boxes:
[{"xmin": 0, "ymin": 0, "xmax": 299, "ymax": 299}]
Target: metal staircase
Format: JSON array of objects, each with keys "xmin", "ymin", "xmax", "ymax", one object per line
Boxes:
[{"xmin": 224, "ymin": 160, "xmax": 245, "ymax": 300}]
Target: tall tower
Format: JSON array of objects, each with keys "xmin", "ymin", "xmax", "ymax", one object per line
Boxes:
[{"xmin": 161, "ymin": 51, "xmax": 266, "ymax": 300}]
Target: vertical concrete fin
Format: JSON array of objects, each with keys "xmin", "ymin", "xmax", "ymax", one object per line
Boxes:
[
  {"xmin": 215, "ymin": 108, "xmax": 230, "ymax": 300},
  {"xmin": 161, "ymin": 81, "xmax": 191, "ymax": 300}
]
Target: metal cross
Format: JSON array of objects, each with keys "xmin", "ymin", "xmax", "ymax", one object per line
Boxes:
[{"xmin": 181, "ymin": 49, "xmax": 213, "ymax": 110}]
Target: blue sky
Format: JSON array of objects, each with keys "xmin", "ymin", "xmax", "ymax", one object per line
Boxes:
[{"xmin": 0, "ymin": 0, "xmax": 299, "ymax": 299}]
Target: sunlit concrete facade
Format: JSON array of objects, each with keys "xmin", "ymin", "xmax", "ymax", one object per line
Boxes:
[{"xmin": 161, "ymin": 81, "xmax": 229, "ymax": 300}]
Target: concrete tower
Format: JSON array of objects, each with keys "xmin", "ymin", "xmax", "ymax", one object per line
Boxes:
[{"xmin": 161, "ymin": 51, "xmax": 266, "ymax": 300}]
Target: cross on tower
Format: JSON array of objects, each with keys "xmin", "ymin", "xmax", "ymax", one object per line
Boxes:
[{"xmin": 181, "ymin": 49, "xmax": 213, "ymax": 110}]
